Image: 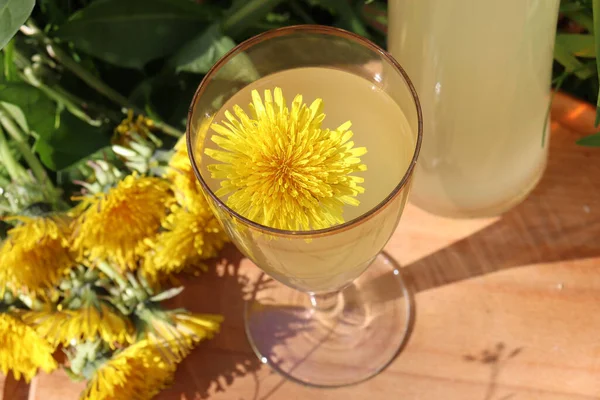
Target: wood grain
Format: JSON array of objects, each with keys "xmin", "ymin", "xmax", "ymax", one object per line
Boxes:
[{"xmin": 5, "ymin": 92, "xmax": 600, "ymax": 400}]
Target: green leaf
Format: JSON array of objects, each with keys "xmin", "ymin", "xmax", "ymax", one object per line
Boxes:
[
  {"xmin": 0, "ymin": 102, "xmax": 27, "ymax": 132},
  {"xmin": 0, "ymin": 139, "xmax": 22, "ymax": 170},
  {"xmin": 577, "ymin": 132, "xmax": 600, "ymax": 146},
  {"xmin": 305, "ymin": 0, "xmax": 336, "ymax": 14},
  {"xmin": 318, "ymin": 0, "xmax": 371, "ymax": 38},
  {"xmin": 0, "ymin": 0, "xmax": 35, "ymax": 50},
  {"xmin": 561, "ymin": 2, "xmax": 587, "ymax": 13},
  {"xmin": 39, "ymin": 0, "xmax": 69, "ymax": 28},
  {"xmin": 553, "ymin": 41, "xmax": 596, "ymax": 80},
  {"xmin": 555, "ymin": 34, "xmax": 596, "ymax": 58},
  {"xmin": 266, "ymin": 11, "xmax": 291, "ymax": 23},
  {"xmin": 56, "ymin": 0, "xmax": 213, "ymax": 69},
  {"xmin": 593, "ymin": 0, "xmax": 600, "ymax": 125},
  {"xmin": 0, "ymin": 83, "xmax": 57, "ymax": 137},
  {"xmin": 34, "ymin": 110, "xmax": 110, "ymax": 171},
  {"xmin": 169, "ymin": 24, "xmax": 236, "ymax": 74},
  {"xmin": 563, "ymin": 10, "xmax": 595, "ymax": 32},
  {"xmin": 149, "ymin": 73, "xmax": 201, "ymax": 128},
  {"xmin": 223, "ymin": 0, "xmax": 284, "ymax": 38}
]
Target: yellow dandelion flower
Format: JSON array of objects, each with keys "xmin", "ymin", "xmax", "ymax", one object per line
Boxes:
[
  {"xmin": 205, "ymin": 87, "xmax": 367, "ymax": 231},
  {"xmin": 82, "ymin": 339, "xmax": 175, "ymax": 400},
  {"xmin": 145, "ymin": 132, "xmax": 229, "ymax": 278},
  {"xmin": 142, "ymin": 202, "xmax": 228, "ymax": 279},
  {"xmin": 112, "ymin": 109, "xmax": 155, "ymax": 147},
  {"xmin": 166, "ymin": 118, "xmax": 211, "ymax": 208},
  {"xmin": 22, "ymin": 302, "xmax": 134, "ymax": 349},
  {"xmin": 145, "ymin": 310, "xmax": 222, "ymax": 361},
  {"xmin": 0, "ymin": 313, "xmax": 57, "ymax": 382},
  {"xmin": 166, "ymin": 135, "xmax": 199, "ymax": 207},
  {"xmin": 0, "ymin": 216, "xmax": 73, "ymax": 294},
  {"xmin": 72, "ymin": 174, "xmax": 173, "ymax": 270}
]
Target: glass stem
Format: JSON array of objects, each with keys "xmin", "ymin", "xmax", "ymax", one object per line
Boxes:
[{"xmin": 310, "ymin": 291, "xmax": 341, "ymax": 313}]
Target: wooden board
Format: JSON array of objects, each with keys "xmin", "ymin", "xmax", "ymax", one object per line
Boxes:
[{"xmin": 3, "ymin": 91, "xmax": 600, "ymax": 400}]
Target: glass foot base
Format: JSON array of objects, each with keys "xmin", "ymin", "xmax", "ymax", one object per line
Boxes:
[{"xmin": 244, "ymin": 252, "xmax": 414, "ymax": 388}]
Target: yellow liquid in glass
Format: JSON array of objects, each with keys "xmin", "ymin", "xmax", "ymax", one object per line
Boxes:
[
  {"xmin": 388, "ymin": 0, "xmax": 559, "ymax": 217},
  {"xmin": 200, "ymin": 67, "xmax": 415, "ymax": 293}
]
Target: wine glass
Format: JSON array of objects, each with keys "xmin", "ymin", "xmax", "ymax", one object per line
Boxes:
[{"xmin": 187, "ymin": 25, "xmax": 422, "ymax": 387}]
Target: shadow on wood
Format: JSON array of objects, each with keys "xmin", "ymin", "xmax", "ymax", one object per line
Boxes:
[
  {"xmin": 155, "ymin": 244, "xmax": 306, "ymax": 400},
  {"xmin": 157, "ymin": 92, "xmax": 598, "ymax": 399},
  {"xmin": 1, "ymin": 374, "xmax": 29, "ymax": 400},
  {"xmin": 463, "ymin": 342, "xmax": 523, "ymax": 400},
  {"xmin": 365, "ymin": 93, "xmax": 600, "ymax": 300}
]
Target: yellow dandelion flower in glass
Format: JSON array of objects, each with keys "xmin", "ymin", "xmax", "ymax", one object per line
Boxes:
[
  {"xmin": 81, "ymin": 339, "xmax": 175, "ymax": 400},
  {"xmin": 0, "ymin": 313, "xmax": 57, "ymax": 382},
  {"xmin": 22, "ymin": 302, "xmax": 134, "ymax": 349},
  {"xmin": 72, "ymin": 174, "xmax": 173, "ymax": 270},
  {"xmin": 142, "ymin": 202, "xmax": 228, "ymax": 278},
  {"xmin": 0, "ymin": 216, "xmax": 73, "ymax": 294},
  {"xmin": 205, "ymin": 87, "xmax": 367, "ymax": 231},
  {"xmin": 146, "ymin": 310, "xmax": 223, "ymax": 361}
]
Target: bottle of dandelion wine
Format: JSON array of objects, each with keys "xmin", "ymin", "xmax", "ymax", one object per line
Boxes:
[{"xmin": 388, "ymin": 0, "xmax": 560, "ymax": 217}]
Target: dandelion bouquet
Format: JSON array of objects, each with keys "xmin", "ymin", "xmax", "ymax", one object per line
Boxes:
[
  {"xmin": 0, "ymin": 0, "xmax": 390, "ymax": 398},
  {"xmin": 0, "ymin": 115, "xmax": 229, "ymax": 399}
]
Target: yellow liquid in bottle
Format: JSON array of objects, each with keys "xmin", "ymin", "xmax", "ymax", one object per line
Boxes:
[{"xmin": 388, "ymin": 0, "xmax": 559, "ymax": 217}]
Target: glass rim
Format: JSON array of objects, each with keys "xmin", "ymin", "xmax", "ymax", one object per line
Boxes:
[{"xmin": 186, "ymin": 24, "xmax": 423, "ymax": 238}]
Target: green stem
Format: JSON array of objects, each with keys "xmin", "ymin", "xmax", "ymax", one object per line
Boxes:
[
  {"xmin": 18, "ymin": 294, "xmax": 44, "ymax": 311},
  {"xmin": 51, "ymin": 43, "xmax": 182, "ymax": 137},
  {"xmin": 47, "ymin": 43, "xmax": 131, "ymax": 109},
  {"xmin": 222, "ymin": 0, "xmax": 284, "ymax": 37},
  {"xmin": 45, "ymin": 42, "xmax": 181, "ymax": 137},
  {"xmin": 153, "ymin": 120, "xmax": 184, "ymax": 138},
  {"xmin": 126, "ymin": 272, "xmax": 148, "ymax": 302},
  {"xmin": 22, "ymin": 22, "xmax": 183, "ymax": 138},
  {"xmin": 21, "ymin": 67, "xmax": 102, "ymax": 126},
  {"xmin": 14, "ymin": 49, "xmax": 118, "ymax": 126},
  {"xmin": 96, "ymin": 261, "xmax": 129, "ymax": 290},
  {"xmin": 0, "ymin": 126, "xmax": 28, "ymax": 183},
  {"xmin": 2, "ymin": 40, "xmax": 17, "ymax": 81},
  {"xmin": 111, "ymin": 301, "xmax": 131, "ymax": 317},
  {"xmin": 0, "ymin": 105, "xmax": 55, "ymax": 197}
]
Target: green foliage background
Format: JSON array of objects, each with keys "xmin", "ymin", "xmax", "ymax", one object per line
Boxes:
[{"xmin": 0, "ymin": 0, "xmax": 598, "ymax": 216}]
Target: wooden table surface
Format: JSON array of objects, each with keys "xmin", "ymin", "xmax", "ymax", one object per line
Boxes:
[{"xmin": 2, "ymin": 92, "xmax": 599, "ymax": 399}]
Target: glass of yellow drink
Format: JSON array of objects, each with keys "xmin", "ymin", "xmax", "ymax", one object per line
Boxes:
[{"xmin": 187, "ymin": 25, "xmax": 422, "ymax": 387}]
